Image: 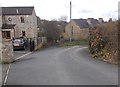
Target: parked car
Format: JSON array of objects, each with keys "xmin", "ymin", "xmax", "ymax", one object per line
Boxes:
[{"xmin": 13, "ymin": 39, "xmax": 26, "ymax": 50}]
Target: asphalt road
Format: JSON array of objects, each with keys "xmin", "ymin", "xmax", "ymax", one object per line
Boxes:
[
  {"xmin": 13, "ymin": 49, "xmax": 30, "ymax": 60},
  {"xmin": 6, "ymin": 46, "xmax": 118, "ymax": 85}
]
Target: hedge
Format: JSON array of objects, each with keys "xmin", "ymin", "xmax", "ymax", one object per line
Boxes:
[{"xmin": 89, "ymin": 21, "xmax": 118, "ymax": 64}]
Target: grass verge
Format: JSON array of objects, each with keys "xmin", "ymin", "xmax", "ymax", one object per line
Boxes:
[{"xmin": 59, "ymin": 39, "xmax": 88, "ymax": 47}]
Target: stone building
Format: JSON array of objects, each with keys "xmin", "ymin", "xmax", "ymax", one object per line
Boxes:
[
  {"xmin": 0, "ymin": 6, "xmax": 38, "ymax": 63},
  {"xmin": 0, "ymin": 7, "xmax": 2, "ymax": 63},
  {"xmin": 2, "ymin": 6, "xmax": 38, "ymax": 50},
  {"xmin": 64, "ymin": 18, "xmax": 100, "ymax": 40},
  {"xmin": 0, "ymin": 29, "xmax": 1, "ymax": 85}
]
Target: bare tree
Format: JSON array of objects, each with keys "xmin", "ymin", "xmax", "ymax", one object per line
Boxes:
[
  {"xmin": 37, "ymin": 16, "xmax": 67, "ymax": 42},
  {"xmin": 39, "ymin": 20, "xmax": 60, "ymax": 41},
  {"xmin": 58, "ymin": 15, "xmax": 68, "ymax": 22}
]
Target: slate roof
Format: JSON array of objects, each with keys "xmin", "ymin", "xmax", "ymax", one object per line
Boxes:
[
  {"xmin": 73, "ymin": 19, "xmax": 90, "ymax": 29},
  {"xmin": 89, "ymin": 19, "xmax": 100, "ymax": 27},
  {"xmin": 2, "ymin": 24, "xmax": 16, "ymax": 29},
  {"xmin": 2, "ymin": 6, "xmax": 34, "ymax": 15},
  {"xmin": 72, "ymin": 19, "xmax": 99, "ymax": 29}
]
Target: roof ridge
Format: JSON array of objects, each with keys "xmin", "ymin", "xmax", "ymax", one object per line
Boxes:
[{"xmin": 2, "ymin": 6, "xmax": 34, "ymax": 8}]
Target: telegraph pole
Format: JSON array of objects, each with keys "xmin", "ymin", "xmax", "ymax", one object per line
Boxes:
[
  {"xmin": 70, "ymin": 1, "xmax": 72, "ymax": 42},
  {"xmin": 70, "ymin": 1, "xmax": 72, "ymax": 21},
  {"xmin": 118, "ymin": 1, "xmax": 120, "ymax": 20}
]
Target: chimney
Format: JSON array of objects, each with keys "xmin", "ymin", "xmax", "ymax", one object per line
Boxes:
[
  {"xmin": 16, "ymin": 9, "xmax": 19, "ymax": 14},
  {"xmin": 108, "ymin": 18, "xmax": 112, "ymax": 22},
  {"xmin": 98, "ymin": 18, "xmax": 104, "ymax": 23},
  {"xmin": 87, "ymin": 18, "xmax": 93, "ymax": 24}
]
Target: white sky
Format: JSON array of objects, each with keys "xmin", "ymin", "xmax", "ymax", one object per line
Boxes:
[{"xmin": 0, "ymin": 0, "xmax": 119, "ymax": 21}]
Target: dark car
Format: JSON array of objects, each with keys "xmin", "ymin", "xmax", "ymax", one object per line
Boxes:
[{"xmin": 13, "ymin": 39, "xmax": 26, "ymax": 50}]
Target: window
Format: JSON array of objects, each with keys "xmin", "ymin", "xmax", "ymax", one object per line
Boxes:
[
  {"xmin": 71, "ymin": 26, "xmax": 73, "ymax": 36},
  {"xmin": 22, "ymin": 31, "xmax": 26, "ymax": 36},
  {"xmin": 21, "ymin": 17, "xmax": 25, "ymax": 23},
  {"xmin": 8, "ymin": 17, "xmax": 12, "ymax": 21},
  {"xmin": 2, "ymin": 31, "xmax": 11, "ymax": 39}
]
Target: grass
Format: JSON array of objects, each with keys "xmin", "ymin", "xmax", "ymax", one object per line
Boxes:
[{"xmin": 59, "ymin": 39, "xmax": 88, "ymax": 47}]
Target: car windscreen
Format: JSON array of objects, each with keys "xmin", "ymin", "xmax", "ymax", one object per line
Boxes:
[{"xmin": 13, "ymin": 40, "xmax": 23, "ymax": 44}]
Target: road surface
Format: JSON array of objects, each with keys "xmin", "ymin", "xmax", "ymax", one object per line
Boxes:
[{"xmin": 5, "ymin": 46, "xmax": 118, "ymax": 85}]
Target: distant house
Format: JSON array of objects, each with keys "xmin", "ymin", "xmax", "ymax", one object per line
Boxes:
[
  {"xmin": 64, "ymin": 18, "xmax": 100, "ymax": 40},
  {"xmin": 2, "ymin": 6, "xmax": 38, "ymax": 50}
]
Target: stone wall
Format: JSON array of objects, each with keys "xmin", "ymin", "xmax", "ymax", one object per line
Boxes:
[
  {"xmin": 1, "ymin": 29, "xmax": 14, "ymax": 63},
  {"xmin": 0, "ymin": 7, "xmax": 2, "ymax": 86},
  {"xmin": 2, "ymin": 39, "xmax": 13, "ymax": 63},
  {"xmin": 31, "ymin": 10, "xmax": 38, "ymax": 50},
  {"xmin": 0, "ymin": 12, "xmax": 2, "ymax": 62},
  {"xmin": 0, "ymin": 30, "xmax": 2, "ymax": 63}
]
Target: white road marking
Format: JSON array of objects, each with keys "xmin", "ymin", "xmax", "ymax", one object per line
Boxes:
[
  {"xmin": 3, "ymin": 52, "xmax": 32, "ymax": 85},
  {"xmin": 14, "ymin": 52, "xmax": 32, "ymax": 61},
  {"xmin": 3, "ymin": 64, "xmax": 11, "ymax": 86}
]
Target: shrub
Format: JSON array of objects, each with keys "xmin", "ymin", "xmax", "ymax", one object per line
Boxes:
[{"xmin": 89, "ymin": 21, "xmax": 118, "ymax": 64}]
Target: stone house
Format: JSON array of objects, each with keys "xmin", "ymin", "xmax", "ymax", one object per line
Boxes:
[
  {"xmin": 0, "ymin": 13, "xmax": 1, "ymax": 86},
  {"xmin": 2, "ymin": 6, "xmax": 38, "ymax": 50},
  {"xmin": 64, "ymin": 18, "xmax": 100, "ymax": 40},
  {"xmin": 0, "ymin": 6, "xmax": 39, "ymax": 63},
  {"xmin": 0, "ymin": 8, "xmax": 2, "ymax": 62}
]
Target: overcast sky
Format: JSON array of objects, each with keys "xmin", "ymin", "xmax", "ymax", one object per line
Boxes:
[{"xmin": 1, "ymin": 0, "xmax": 119, "ymax": 21}]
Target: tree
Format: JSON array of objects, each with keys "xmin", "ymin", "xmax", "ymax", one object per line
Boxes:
[
  {"xmin": 37, "ymin": 17, "xmax": 67, "ymax": 42},
  {"xmin": 44, "ymin": 21, "xmax": 60, "ymax": 41},
  {"xmin": 58, "ymin": 15, "xmax": 68, "ymax": 22}
]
